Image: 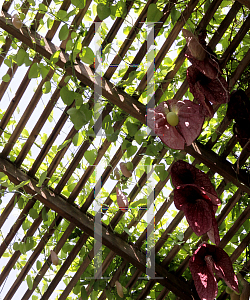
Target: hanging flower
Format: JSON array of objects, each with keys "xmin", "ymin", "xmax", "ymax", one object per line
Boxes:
[
  {"xmin": 187, "ymin": 65, "xmax": 229, "ymax": 118},
  {"xmin": 173, "ymin": 184, "xmax": 220, "ymax": 245},
  {"xmin": 146, "ymin": 99, "xmax": 204, "ymax": 150},
  {"xmin": 189, "ymin": 243, "xmax": 239, "ymax": 300},
  {"xmin": 116, "ymin": 187, "xmax": 129, "ymax": 212},
  {"xmin": 226, "ymin": 90, "xmax": 250, "ymax": 151},
  {"xmin": 182, "ymin": 29, "xmax": 206, "ymax": 61},
  {"xmin": 170, "ymin": 160, "xmax": 221, "ymax": 208},
  {"xmin": 183, "ymin": 29, "xmax": 229, "ymax": 117}
]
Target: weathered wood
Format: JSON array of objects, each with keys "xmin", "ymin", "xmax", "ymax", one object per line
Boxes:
[{"xmin": 0, "ymin": 157, "xmax": 195, "ymax": 300}]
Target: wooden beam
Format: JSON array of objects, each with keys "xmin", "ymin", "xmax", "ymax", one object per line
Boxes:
[
  {"xmin": 237, "ymin": 0, "xmax": 250, "ymax": 9},
  {"xmin": 0, "ymin": 157, "xmax": 196, "ymax": 300},
  {"xmin": 0, "ymin": 10, "xmax": 146, "ymax": 124},
  {"xmin": 185, "ymin": 142, "xmax": 250, "ymax": 195}
]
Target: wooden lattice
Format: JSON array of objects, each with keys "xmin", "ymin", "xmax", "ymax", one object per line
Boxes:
[{"xmin": 0, "ymin": 0, "xmax": 249, "ymax": 299}]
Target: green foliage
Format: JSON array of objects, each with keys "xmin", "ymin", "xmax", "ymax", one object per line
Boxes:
[
  {"xmin": 147, "ymin": 4, "xmax": 163, "ymax": 22},
  {"xmin": 97, "ymin": 3, "xmax": 111, "ymax": 20}
]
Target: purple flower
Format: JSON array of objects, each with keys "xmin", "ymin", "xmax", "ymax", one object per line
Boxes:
[
  {"xmin": 146, "ymin": 99, "xmax": 204, "ymax": 150},
  {"xmin": 187, "ymin": 65, "xmax": 229, "ymax": 118},
  {"xmin": 184, "ymin": 30, "xmax": 229, "ymax": 118},
  {"xmin": 170, "ymin": 160, "xmax": 221, "ymax": 208},
  {"xmin": 171, "ymin": 160, "xmax": 221, "ymax": 244},
  {"xmin": 173, "ymin": 184, "xmax": 220, "ymax": 245},
  {"xmin": 189, "ymin": 243, "xmax": 239, "ymax": 300}
]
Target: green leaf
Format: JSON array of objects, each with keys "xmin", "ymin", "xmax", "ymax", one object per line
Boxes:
[
  {"xmin": 131, "ymin": 198, "xmax": 147, "ymax": 208},
  {"xmin": 39, "ymin": 3, "xmax": 47, "ymax": 13},
  {"xmin": 50, "ymin": 50, "xmax": 60, "ymax": 64},
  {"xmin": 2, "ymin": 74, "xmax": 10, "ymax": 82},
  {"xmin": 18, "ymin": 197, "xmax": 24, "ymax": 209},
  {"xmin": 16, "ymin": 48, "xmax": 27, "ymax": 66},
  {"xmin": 60, "ymin": 86, "xmax": 75, "ymax": 106},
  {"xmin": 40, "ymin": 65, "xmax": 50, "ymax": 79},
  {"xmin": 91, "ymin": 291, "xmax": 98, "ymax": 300},
  {"xmin": 4, "ymin": 58, "xmax": 12, "ymax": 68},
  {"xmin": 22, "ymin": 220, "xmax": 32, "ymax": 231},
  {"xmin": 126, "ymin": 122, "xmax": 138, "ymax": 137},
  {"xmin": 47, "ymin": 17, "xmax": 54, "ymax": 29},
  {"xmin": 25, "ymin": 237, "xmax": 36, "ymax": 251},
  {"xmin": 105, "ymin": 290, "xmax": 113, "ymax": 300},
  {"xmin": 211, "ymin": 132, "xmax": 217, "ymax": 142},
  {"xmin": 72, "ymin": 132, "xmax": 83, "ymax": 146},
  {"xmin": 48, "ymin": 110, "xmax": 53, "ymax": 122},
  {"xmin": 84, "ymin": 149, "xmax": 97, "ymax": 165},
  {"xmin": 71, "ymin": 0, "xmax": 85, "ymax": 9},
  {"xmin": 80, "ymin": 47, "xmax": 94, "ymax": 64},
  {"xmin": 135, "ymin": 130, "xmax": 147, "ymax": 144},
  {"xmin": 155, "ymin": 164, "xmax": 168, "ymax": 181},
  {"xmin": 127, "ymin": 145, "xmax": 137, "ymax": 158},
  {"xmin": 36, "ymin": 260, "xmax": 42, "ymax": 270},
  {"xmin": 29, "ymin": 208, "xmax": 39, "ymax": 219},
  {"xmin": 37, "ymin": 170, "xmax": 47, "ymax": 187},
  {"xmin": 57, "ymin": 139, "xmax": 71, "ymax": 151},
  {"xmin": 27, "ymin": 275, "xmax": 33, "ymax": 290},
  {"xmin": 68, "ymin": 104, "xmax": 92, "ymax": 130},
  {"xmin": 107, "ymin": 129, "xmax": 119, "ymax": 142},
  {"xmin": 42, "ymin": 81, "xmax": 51, "ymax": 94},
  {"xmin": 81, "ymin": 286, "xmax": 88, "ymax": 299},
  {"xmin": 111, "ymin": 1, "xmax": 127, "ymax": 18},
  {"xmin": 19, "ymin": 242, "xmax": 26, "ymax": 254},
  {"xmin": 13, "ymin": 242, "xmax": 20, "ymax": 251},
  {"xmin": 42, "ymin": 207, "xmax": 48, "ymax": 222},
  {"xmin": 28, "ymin": 63, "xmax": 40, "ymax": 79},
  {"xmin": 97, "ymin": 3, "xmax": 111, "ymax": 20},
  {"xmin": 147, "ymin": 3, "xmax": 163, "ymax": 22},
  {"xmin": 170, "ymin": 7, "xmax": 181, "ymax": 24},
  {"xmin": 204, "ymin": 0, "xmax": 211, "ymax": 13},
  {"xmin": 59, "ymin": 24, "xmax": 69, "ymax": 41},
  {"xmin": 67, "ymin": 108, "xmax": 85, "ymax": 130}
]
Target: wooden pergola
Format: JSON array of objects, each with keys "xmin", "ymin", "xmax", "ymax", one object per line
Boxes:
[{"xmin": 0, "ymin": 0, "xmax": 249, "ymax": 299}]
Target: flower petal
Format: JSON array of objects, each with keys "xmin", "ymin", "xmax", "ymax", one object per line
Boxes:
[
  {"xmin": 171, "ymin": 99, "xmax": 204, "ymax": 146},
  {"xmin": 207, "ymin": 214, "xmax": 220, "ymax": 245},
  {"xmin": 187, "ymin": 66, "xmax": 214, "ymax": 117},
  {"xmin": 170, "ymin": 160, "xmax": 221, "ymax": 208},
  {"xmin": 182, "ymin": 29, "xmax": 206, "ymax": 61},
  {"xmin": 174, "ymin": 185, "xmax": 214, "ymax": 236},
  {"xmin": 116, "ymin": 187, "xmax": 129, "ymax": 212},
  {"xmin": 211, "ymin": 246, "xmax": 239, "ymax": 294},
  {"xmin": 157, "ymin": 123, "xmax": 185, "ymax": 150},
  {"xmin": 189, "ymin": 245, "xmax": 218, "ymax": 300},
  {"xmin": 185, "ymin": 50, "xmax": 220, "ymax": 80},
  {"xmin": 147, "ymin": 102, "xmax": 186, "ymax": 149}
]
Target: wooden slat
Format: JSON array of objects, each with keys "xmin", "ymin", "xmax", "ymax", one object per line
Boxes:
[
  {"xmin": 1, "ymin": 68, "xmax": 54, "ymax": 158},
  {"xmin": 0, "ymin": 10, "xmax": 146, "ymax": 123}
]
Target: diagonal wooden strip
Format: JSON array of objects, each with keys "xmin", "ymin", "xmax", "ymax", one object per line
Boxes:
[
  {"xmin": 0, "ymin": 157, "xmax": 196, "ymax": 300},
  {"xmin": 185, "ymin": 142, "xmax": 250, "ymax": 195},
  {"xmin": 0, "ymin": 10, "xmax": 146, "ymax": 123}
]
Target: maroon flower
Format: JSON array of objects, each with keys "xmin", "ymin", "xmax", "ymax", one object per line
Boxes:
[
  {"xmin": 187, "ymin": 65, "xmax": 229, "ymax": 118},
  {"xmin": 173, "ymin": 184, "xmax": 220, "ymax": 245},
  {"xmin": 189, "ymin": 243, "xmax": 239, "ymax": 300},
  {"xmin": 146, "ymin": 99, "xmax": 204, "ymax": 150},
  {"xmin": 184, "ymin": 30, "xmax": 229, "ymax": 118},
  {"xmin": 226, "ymin": 90, "xmax": 250, "ymax": 151},
  {"xmin": 170, "ymin": 160, "xmax": 221, "ymax": 209}
]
